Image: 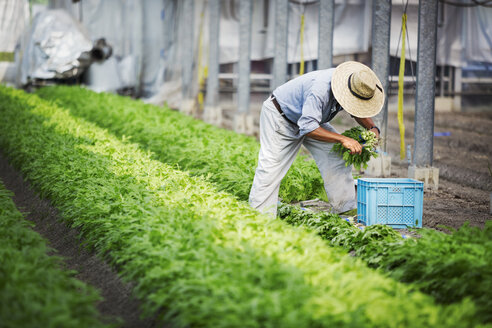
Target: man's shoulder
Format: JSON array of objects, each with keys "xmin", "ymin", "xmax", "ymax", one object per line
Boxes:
[{"xmin": 311, "ymin": 68, "xmax": 336, "ymax": 79}]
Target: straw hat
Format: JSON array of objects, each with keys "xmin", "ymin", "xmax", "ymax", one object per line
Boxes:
[{"xmin": 331, "ymin": 61, "xmax": 385, "ymax": 118}]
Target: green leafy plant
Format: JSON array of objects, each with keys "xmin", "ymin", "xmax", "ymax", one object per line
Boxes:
[
  {"xmin": 0, "ymin": 85, "xmax": 480, "ymax": 327},
  {"xmin": 332, "ymin": 126, "xmax": 379, "ymax": 170},
  {"xmin": 0, "ymin": 180, "xmax": 106, "ymax": 328},
  {"xmin": 36, "ymin": 86, "xmax": 326, "ymax": 203},
  {"xmin": 278, "ymin": 203, "xmax": 492, "ymax": 324}
]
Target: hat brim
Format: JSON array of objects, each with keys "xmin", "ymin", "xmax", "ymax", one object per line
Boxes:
[{"xmin": 331, "ymin": 61, "xmax": 384, "ymax": 118}]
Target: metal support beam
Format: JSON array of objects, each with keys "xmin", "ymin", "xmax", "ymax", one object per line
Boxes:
[
  {"xmin": 132, "ymin": 0, "xmax": 144, "ymax": 97},
  {"xmin": 453, "ymin": 66, "xmax": 462, "ymax": 111},
  {"xmin": 414, "ymin": 0, "xmax": 438, "ymax": 166},
  {"xmin": 238, "ymin": 0, "xmax": 252, "ymax": 114},
  {"xmin": 318, "ymin": 0, "xmax": 334, "ymax": 69},
  {"xmin": 439, "ymin": 65, "xmax": 445, "ymax": 97},
  {"xmin": 205, "ymin": 0, "xmax": 220, "ymax": 108},
  {"xmin": 181, "ymin": 0, "xmax": 194, "ymax": 99},
  {"xmin": 272, "ymin": 0, "xmax": 289, "ymax": 89},
  {"xmin": 371, "ymin": 0, "xmax": 391, "ymax": 152}
]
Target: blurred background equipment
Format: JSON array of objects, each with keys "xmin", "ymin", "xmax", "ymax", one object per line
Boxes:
[{"xmin": 18, "ymin": 9, "xmax": 94, "ymax": 87}]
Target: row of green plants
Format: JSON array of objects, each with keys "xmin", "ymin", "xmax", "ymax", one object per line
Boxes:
[
  {"xmin": 278, "ymin": 203, "xmax": 492, "ymax": 324},
  {"xmin": 0, "ymin": 85, "xmax": 481, "ymax": 327},
  {"xmin": 0, "ymin": 179, "xmax": 106, "ymax": 328},
  {"xmin": 36, "ymin": 86, "xmax": 327, "ymax": 203},
  {"xmin": 37, "ymin": 85, "xmax": 492, "ymax": 324}
]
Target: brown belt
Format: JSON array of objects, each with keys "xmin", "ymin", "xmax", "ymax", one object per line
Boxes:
[{"xmin": 271, "ymin": 95, "xmax": 295, "ymax": 125}]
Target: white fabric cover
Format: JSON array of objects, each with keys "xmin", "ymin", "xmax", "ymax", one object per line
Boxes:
[
  {"xmin": 0, "ymin": 0, "xmax": 29, "ymax": 84},
  {"xmin": 15, "ymin": 0, "xmax": 492, "ymax": 97}
]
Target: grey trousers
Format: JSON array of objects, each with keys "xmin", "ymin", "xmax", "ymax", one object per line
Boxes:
[{"xmin": 249, "ymin": 97, "xmax": 357, "ymax": 216}]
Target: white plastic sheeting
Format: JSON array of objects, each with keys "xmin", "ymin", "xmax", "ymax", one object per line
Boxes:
[
  {"xmin": 0, "ymin": 0, "xmax": 29, "ymax": 53},
  {"xmin": 78, "ymin": 0, "xmax": 144, "ymax": 92},
  {"xmin": 210, "ymin": 0, "xmax": 373, "ymax": 63},
  {"xmin": 23, "ymin": 0, "xmax": 492, "ymax": 99},
  {"xmin": 390, "ymin": 2, "xmax": 492, "ymax": 67},
  {"xmin": 0, "ymin": 0, "xmax": 29, "ymax": 84}
]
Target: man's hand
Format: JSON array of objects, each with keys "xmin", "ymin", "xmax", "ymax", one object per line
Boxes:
[
  {"xmin": 369, "ymin": 127, "xmax": 380, "ymax": 138},
  {"xmin": 341, "ymin": 136, "xmax": 362, "ymax": 154},
  {"xmin": 306, "ymin": 127, "xmax": 363, "ymax": 154}
]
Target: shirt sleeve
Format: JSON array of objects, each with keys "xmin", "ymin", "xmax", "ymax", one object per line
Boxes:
[
  {"xmin": 297, "ymin": 93, "xmax": 323, "ymax": 136},
  {"xmin": 297, "ymin": 78, "xmax": 330, "ymax": 136}
]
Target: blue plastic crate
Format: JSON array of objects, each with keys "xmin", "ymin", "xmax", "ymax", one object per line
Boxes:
[{"xmin": 357, "ymin": 178, "xmax": 423, "ymax": 228}]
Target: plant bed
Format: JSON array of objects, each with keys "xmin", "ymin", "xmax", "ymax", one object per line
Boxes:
[
  {"xmin": 278, "ymin": 203, "xmax": 492, "ymax": 324},
  {"xmin": 0, "ymin": 86, "xmax": 481, "ymax": 327},
  {"xmin": 36, "ymin": 86, "xmax": 327, "ymax": 203},
  {"xmin": 0, "ymin": 179, "xmax": 106, "ymax": 328}
]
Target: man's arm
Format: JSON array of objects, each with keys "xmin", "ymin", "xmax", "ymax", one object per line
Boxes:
[
  {"xmin": 306, "ymin": 127, "xmax": 363, "ymax": 154},
  {"xmin": 354, "ymin": 117, "xmax": 380, "ymax": 138}
]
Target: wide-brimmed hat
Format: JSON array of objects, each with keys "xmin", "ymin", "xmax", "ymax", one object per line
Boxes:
[{"xmin": 331, "ymin": 61, "xmax": 384, "ymax": 118}]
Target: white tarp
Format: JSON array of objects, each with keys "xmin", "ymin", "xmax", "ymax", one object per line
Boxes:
[
  {"xmin": 18, "ymin": 9, "xmax": 93, "ymax": 86},
  {"xmin": 390, "ymin": 1, "xmax": 492, "ymax": 67},
  {"xmin": 0, "ymin": 0, "xmax": 29, "ymax": 84},
  {"xmin": 212, "ymin": 0, "xmax": 373, "ymax": 63},
  {"xmin": 20, "ymin": 0, "xmax": 492, "ymax": 99}
]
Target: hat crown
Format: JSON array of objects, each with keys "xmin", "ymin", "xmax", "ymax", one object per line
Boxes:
[
  {"xmin": 350, "ymin": 69, "xmax": 376, "ymax": 99},
  {"xmin": 332, "ymin": 60, "xmax": 384, "ymax": 118}
]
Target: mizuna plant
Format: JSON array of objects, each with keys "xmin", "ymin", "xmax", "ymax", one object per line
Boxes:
[
  {"xmin": 0, "ymin": 86, "xmax": 480, "ymax": 327},
  {"xmin": 0, "ymin": 180, "xmax": 106, "ymax": 328},
  {"xmin": 332, "ymin": 126, "xmax": 379, "ymax": 170},
  {"xmin": 36, "ymin": 86, "xmax": 327, "ymax": 203},
  {"xmin": 278, "ymin": 203, "xmax": 492, "ymax": 324}
]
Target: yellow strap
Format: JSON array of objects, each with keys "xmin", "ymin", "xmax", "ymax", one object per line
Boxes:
[
  {"xmin": 299, "ymin": 13, "xmax": 305, "ymax": 75},
  {"xmin": 198, "ymin": 66, "xmax": 208, "ymax": 109},
  {"xmin": 398, "ymin": 14, "xmax": 407, "ymax": 160},
  {"xmin": 197, "ymin": 11, "xmax": 206, "ymax": 110}
]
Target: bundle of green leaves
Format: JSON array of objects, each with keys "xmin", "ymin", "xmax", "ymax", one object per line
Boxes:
[
  {"xmin": 0, "ymin": 85, "xmax": 480, "ymax": 327},
  {"xmin": 278, "ymin": 203, "xmax": 492, "ymax": 324},
  {"xmin": 36, "ymin": 86, "xmax": 326, "ymax": 203},
  {"xmin": 332, "ymin": 126, "xmax": 379, "ymax": 170},
  {"xmin": 0, "ymin": 180, "xmax": 106, "ymax": 328}
]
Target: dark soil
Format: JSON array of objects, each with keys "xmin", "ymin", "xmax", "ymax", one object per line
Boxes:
[
  {"xmin": 380, "ymin": 110, "xmax": 492, "ymax": 230},
  {"xmin": 0, "ymin": 151, "xmax": 156, "ymax": 328}
]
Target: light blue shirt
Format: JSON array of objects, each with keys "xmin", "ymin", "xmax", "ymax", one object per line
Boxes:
[{"xmin": 272, "ymin": 68, "xmax": 343, "ymax": 136}]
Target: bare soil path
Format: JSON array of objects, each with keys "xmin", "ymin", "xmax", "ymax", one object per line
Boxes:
[{"xmin": 0, "ymin": 151, "xmax": 156, "ymax": 328}]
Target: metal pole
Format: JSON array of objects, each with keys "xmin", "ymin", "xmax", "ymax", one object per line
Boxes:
[
  {"xmin": 453, "ymin": 66, "xmax": 462, "ymax": 111},
  {"xmin": 318, "ymin": 0, "xmax": 334, "ymax": 69},
  {"xmin": 238, "ymin": 0, "xmax": 252, "ymax": 114},
  {"xmin": 134, "ymin": 0, "xmax": 144, "ymax": 97},
  {"xmin": 181, "ymin": 0, "xmax": 194, "ymax": 99},
  {"xmin": 439, "ymin": 65, "xmax": 444, "ymax": 96},
  {"xmin": 414, "ymin": 0, "xmax": 438, "ymax": 166},
  {"xmin": 206, "ymin": 0, "xmax": 220, "ymax": 107},
  {"xmin": 371, "ymin": 0, "xmax": 391, "ymax": 152},
  {"xmin": 272, "ymin": 0, "xmax": 289, "ymax": 89}
]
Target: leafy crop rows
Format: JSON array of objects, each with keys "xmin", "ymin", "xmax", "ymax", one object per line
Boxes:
[
  {"xmin": 0, "ymin": 179, "xmax": 106, "ymax": 328},
  {"xmin": 279, "ymin": 203, "xmax": 492, "ymax": 324},
  {"xmin": 36, "ymin": 86, "xmax": 327, "ymax": 203},
  {"xmin": 0, "ymin": 86, "xmax": 482, "ymax": 327}
]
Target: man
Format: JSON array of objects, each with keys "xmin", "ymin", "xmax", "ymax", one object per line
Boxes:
[{"xmin": 249, "ymin": 61, "xmax": 384, "ymax": 216}]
